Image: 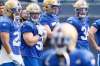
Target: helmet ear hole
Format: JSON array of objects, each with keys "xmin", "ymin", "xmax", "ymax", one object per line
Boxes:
[
  {"xmin": 43, "ymin": 6, "xmax": 47, "ymax": 11},
  {"xmin": 43, "ymin": 5, "xmax": 51, "ymax": 11},
  {"xmin": 7, "ymin": 9, "xmax": 9, "ymax": 12},
  {"xmin": 44, "ymin": 5, "xmax": 49, "ymax": 8}
]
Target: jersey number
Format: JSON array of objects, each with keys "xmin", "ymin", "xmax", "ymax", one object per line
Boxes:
[
  {"xmin": 13, "ymin": 31, "xmax": 21, "ymax": 46},
  {"xmin": 36, "ymin": 38, "xmax": 43, "ymax": 50},
  {"xmin": 81, "ymin": 26, "xmax": 88, "ymax": 40}
]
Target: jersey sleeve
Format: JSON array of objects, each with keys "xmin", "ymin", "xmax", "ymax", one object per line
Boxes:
[
  {"xmin": 92, "ymin": 19, "xmax": 100, "ymax": 30},
  {"xmin": 0, "ymin": 22, "xmax": 10, "ymax": 32},
  {"xmin": 21, "ymin": 23, "xmax": 33, "ymax": 33},
  {"xmin": 21, "ymin": 22, "xmax": 38, "ymax": 35}
]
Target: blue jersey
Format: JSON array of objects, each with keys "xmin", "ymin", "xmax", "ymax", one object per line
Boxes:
[
  {"xmin": 67, "ymin": 16, "xmax": 90, "ymax": 49},
  {"xmin": 70, "ymin": 49, "xmax": 95, "ymax": 66},
  {"xmin": 40, "ymin": 12, "xmax": 59, "ymax": 30},
  {"xmin": 46, "ymin": 54, "xmax": 66, "ymax": 66},
  {"xmin": 21, "ymin": 21, "xmax": 43, "ymax": 58},
  {"xmin": 92, "ymin": 19, "xmax": 100, "ymax": 46},
  {"xmin": 0, "ymin": 16, "xmax": 21, "ymax": 55}
]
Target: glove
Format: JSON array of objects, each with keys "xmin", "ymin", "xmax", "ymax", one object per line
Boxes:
[
  {"xmin": 37, "ymin": 25, "xmax": 44, "ymax": 36},
  {"xmin": 36, "ymin": 25, "xmax": 47, "ymax": 43},
  {"xmin": 8, "ymin": 52, "xmax": 25, "ymax": 66},
  {"xmin": 37, "ymin": 25, "xmax": 47, "ymax": 37}
]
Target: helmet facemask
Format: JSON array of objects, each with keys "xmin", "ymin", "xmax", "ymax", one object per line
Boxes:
[
  {"xmin": 46, "ymin": 4, "xmax": 59, "ymax": 15},
  {"xmin": 30, "ymin": 12, "xmax": 41, "ymax": 23},
  {"xmin": 13, "ymin": 5, "xmax": 22, "ymax": 22},
  {"xmin": 75, "ymin": 8, "xmax": 88, "ymax": 18},
  {"xmin": 26, "ymin": 3, "xmax": 41, "ymax": 23}
]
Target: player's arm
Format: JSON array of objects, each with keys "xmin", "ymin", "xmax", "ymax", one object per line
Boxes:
[
  {"xmin": 43, "ymin": 25, "xmax": 52, "ymax": 38},
  {"xmin": 0, "ymin": 25, "xmax": 22, "ymax": 65},
  {"xmin": 0, "ymin": 23, "xmax": 24, "ymax": 66},
  {"xmin": 0, "ymin": 22, "xmax": 20, "ymax": 64},
  {"xmin": 23, "ymin": 32, "xmax": 40, "ymax": 47},
  {"xmin": 0, "ymin": 22, "xmax": 13, "ymax": 54},
  {"xmin": 22, "ymin": 23, "xmax": 41, "ymax": 47},
  {"xmin": 88, "ymin": 26, "xmax": 100, "ymax": 51},
  {"xmin": 0, "ymin": 32, "xmax": 12, "ymax": 54}
]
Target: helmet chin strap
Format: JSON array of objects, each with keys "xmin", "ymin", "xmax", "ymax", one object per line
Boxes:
[
  {"xmin": 31, "ymin": 18, "xmax": 39, "ymax": 24},
  {"xmin": 55, "ymin": 46, "xmax": 67, "ymax": 55},
  {"xmin": 31, "ymin": 18, "xmax": 39, "ymax": 23},
  {"xmin": 78, "ymin": 14, "xmax": 87, "ymax": 23},
  {"xmin": 30, "ymin": 14, "xmax": 40, "ymax": 24},
  {"xmin": 79, "ymin": 14, "xmax": 86, "ymax": 18}
]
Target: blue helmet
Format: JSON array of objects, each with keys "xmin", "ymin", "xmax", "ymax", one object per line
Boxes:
[{"xmin": 70, "ymin": 49, "xmax": 96, "ymax": 66}]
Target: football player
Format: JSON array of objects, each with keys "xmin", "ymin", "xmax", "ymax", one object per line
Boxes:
[
  {"xmin": 0, "ymin": 0, "xmax": 24, "ymax": 66},
  {"xmin": 40, "ymin": 0, "xmax": 60, "ymax": 32},
  {"xmin": 67, "ymin": 0, "xmax": 90, "ymax": 50},
  {"xmin": 40, "ymin": 0, "xmax": 60, "ymax": 48},
  {"xmin": 21, "ymin": 3, "xmax": 47, "ymax": 66},
  {"xmin": 45, "ymin": 23, "xmax": 78, "ymax": 66},
  {"xmin": 46, "ymin": 23, "xmax": 96, "ymax": 66},
  {"xmin": 70, "ymin": 49, "xmax": 96, "ymax": 66},
  {"xmin": 40, "ymin": 0, "xmax": 60, "ymax": 65},
  {"xmin": 88, "ymin": 19, "xmax": 100, "ymax": 66}
]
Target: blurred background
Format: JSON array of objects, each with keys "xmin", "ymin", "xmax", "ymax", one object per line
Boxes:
[
  {"xmin": 0, "ymin": 0, "xmax": 99, "ymax": 65},
  {"xmin": 1, "ymin": 0, "xmax": 100, "ymax": 23}
]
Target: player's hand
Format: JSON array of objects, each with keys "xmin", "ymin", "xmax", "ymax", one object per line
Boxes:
[
  {"xmin": 36, "ymin": 25, "xmax": 47, "ymax": 43},
  {"xmin": 96, "ymin": 47, "xmax": 100, "ymax": 52},
  {"xmin": 37, "ymin": 25, "xmax": 47, "ymax": 37},
  {"xmin": 37, "ymin": 25, "xmax": 44, "ymax": 36},
  {"xmin": 8, "ymin": 52, "xmax": 25, "ymax": 66}
]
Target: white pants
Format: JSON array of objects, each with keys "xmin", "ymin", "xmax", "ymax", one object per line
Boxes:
[
  {"xmin": 0, "ymin": 46, "xmax": 12, "ymax": 65},
  {"xmin": 0, "ymin": 46, "xmax": 23, "ymax": 65}
]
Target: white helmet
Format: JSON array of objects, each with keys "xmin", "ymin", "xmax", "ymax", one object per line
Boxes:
[
  {"xmin": 43, "ymin": 0, "xmax": 60, "ymax": 12},
  {"xmin": 26, "ymin": 3, "xmax": 41, "ymax": 22},
  {"xmin": 4, "ymin": 0, "xmax": 22, "ymax": 17},
  {"xmin": 26, "ymin": 3, "xmax": 41, "ymax": 13},
  {"xmin": 43, "ymin": 0, "xmax": 60, "ymax": 6},
  {"xmin": 73, "ymin": 0, "xmax": 89, "ymax": 8},
  {"xmin": 51, "ymin": 23, "xmax": 78, "ymax": 52},
  {"xmin": 73, "ymin": 0, "xmax": 89, "ymax": 18}
]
